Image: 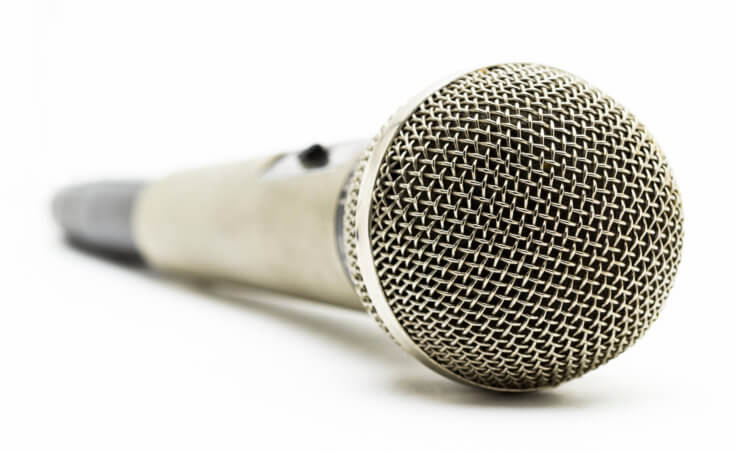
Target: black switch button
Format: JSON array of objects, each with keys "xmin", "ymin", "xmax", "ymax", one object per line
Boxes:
[{"xmin": 298, "ymin": 144, "xmax": 329, "ymax": 169}]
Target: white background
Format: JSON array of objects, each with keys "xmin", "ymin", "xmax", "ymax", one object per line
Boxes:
[{"xmin": 2, "ymin": 1, "xmax": 735, "ymax": 449}]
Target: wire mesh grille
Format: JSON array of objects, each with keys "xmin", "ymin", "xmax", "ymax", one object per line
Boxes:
[{"xmin": 345, "ymin": 63, "xmax": 683, "ymax": 390}]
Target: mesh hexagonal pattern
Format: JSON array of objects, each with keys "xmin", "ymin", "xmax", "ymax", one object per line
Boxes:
[{"xmin": 344, "ymin": 63, "xmax": 683, "ymax": 390}]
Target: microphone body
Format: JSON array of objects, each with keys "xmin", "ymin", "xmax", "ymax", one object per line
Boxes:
[
  {"xmin": 54, "ymin": 63, "xmax": 684, "ymax": 391},
  {"xmin": 133, "ymin": 142, "xmax": 365, "ymax": 310}
]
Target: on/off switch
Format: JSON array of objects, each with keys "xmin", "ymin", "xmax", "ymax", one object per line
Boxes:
[{"xmin": 298, "ymin": 144, "xmax": 329, "ymax": 169}]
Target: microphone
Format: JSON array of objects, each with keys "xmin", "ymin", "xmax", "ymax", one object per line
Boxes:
[{"xmin": 53, "ymin": 63, "xmax": 684, "ymax": 391}]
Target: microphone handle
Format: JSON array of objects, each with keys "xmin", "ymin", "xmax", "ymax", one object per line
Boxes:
[{"xmin": 55, "ymin": 142, "xmax": 367, "ymax": 310}]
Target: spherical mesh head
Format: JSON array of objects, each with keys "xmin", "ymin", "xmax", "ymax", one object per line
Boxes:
[{"xmin": 345, "ymin": 63, "xmax": 684, "ymax": 390}]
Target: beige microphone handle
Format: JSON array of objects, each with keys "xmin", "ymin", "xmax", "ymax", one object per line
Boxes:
[{"xmin": 132, "ymin": 151, "xmax": 362, "ymax": 310}]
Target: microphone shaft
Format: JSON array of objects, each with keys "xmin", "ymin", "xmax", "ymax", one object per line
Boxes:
[{"xmin": 132, "ymin": 143, "xmax": 364, "ymax": 309}]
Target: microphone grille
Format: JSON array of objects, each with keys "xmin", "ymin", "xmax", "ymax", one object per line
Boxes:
[{"xmin": 344, "ymin": 63, "xmax": 683, "ymax": 390}]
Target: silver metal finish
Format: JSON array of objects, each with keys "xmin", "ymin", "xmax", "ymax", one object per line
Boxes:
[
  {"xmin": 55, "ymin": 63, "xmax": 684, "ymax": 392},
  {"xmin": 53, "ymin": 181, "xmax": 144, "ymax": 256},
  {"xmin": 344, "ymin": 63, "xmax": 684, "ymax": 391}
]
